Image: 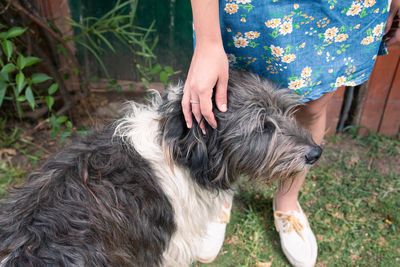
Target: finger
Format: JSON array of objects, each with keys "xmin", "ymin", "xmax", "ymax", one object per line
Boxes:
[
  {"xmin": 199, "ymin": 119, "xmax": 206, "ymax": 135},
  {"xmin": 190, "ymin": 94, "xmax": 207, "ymax": 134},
  {"xmin": 182, "ymin": 85, "xmax": 193, "ymax": 128},
  {"xmin": 215, "ymin": 74, "xmax": 229, "ymax": 113},
  {"xmin": 199, "ymin": 94, "xmax": 217, "ymax": 129},
  {"xmin": 190, "ymin": 95, "xmax": 203, "ymax": 127}
]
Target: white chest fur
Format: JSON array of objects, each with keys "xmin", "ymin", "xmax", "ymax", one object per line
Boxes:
[{"xmin": 114, "ymin": 103, "xmax": 233, "ymax": 266}]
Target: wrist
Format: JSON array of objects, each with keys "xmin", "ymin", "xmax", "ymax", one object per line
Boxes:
[{"xmin": 195, "ymin": 38, "xmax": 225, "ymax": 52}]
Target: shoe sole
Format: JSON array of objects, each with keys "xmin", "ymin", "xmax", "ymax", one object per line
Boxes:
[{"xmin": 196, "ymin": 255, "xmax": 218, "ymax": 264}]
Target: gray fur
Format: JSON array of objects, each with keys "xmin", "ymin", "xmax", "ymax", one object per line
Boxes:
[{"xmin": 160, "ymin": 70, "xmax": 319, "ymax": 189}]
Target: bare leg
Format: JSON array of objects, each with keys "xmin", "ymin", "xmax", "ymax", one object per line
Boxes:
[{"xmin": 275, "ymin": 91, "xmax": 335, "ymax": 211}]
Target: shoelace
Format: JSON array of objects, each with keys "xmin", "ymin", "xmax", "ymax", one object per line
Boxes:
[
  {"xmin": 274, "ymin": 211, "xmax": 305, "ymax": 241},
  {"xmin": 214, "ymin": 202, "xmax": 232, "ymax": 224}
]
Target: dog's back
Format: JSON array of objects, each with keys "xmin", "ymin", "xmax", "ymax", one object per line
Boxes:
[{"xmin": 0, "ymin": 125, "xmax": 176, "ymax": 266}]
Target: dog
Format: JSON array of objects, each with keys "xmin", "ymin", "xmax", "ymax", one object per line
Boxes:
[{"xmin": 0, "ymin": 70, "xmax": 322, "ymax": 266}]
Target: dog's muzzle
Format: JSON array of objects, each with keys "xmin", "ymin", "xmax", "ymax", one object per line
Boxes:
[{"xmin": 305, "ymin": 146, "xmax": 322, "ymax": 165}]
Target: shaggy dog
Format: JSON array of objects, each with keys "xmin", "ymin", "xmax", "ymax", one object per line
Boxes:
[{"xmin": 0, "ymin": 71, "xmax": 322, "ymax": 266}]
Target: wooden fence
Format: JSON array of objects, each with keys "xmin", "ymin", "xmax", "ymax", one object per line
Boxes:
[{"xmin": 326, "ymin": 47, "xmax": 400, "ymax": 136}]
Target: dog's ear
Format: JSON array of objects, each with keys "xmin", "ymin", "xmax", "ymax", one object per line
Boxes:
[{"xmin": 159, "ymin": 93, "xmax": 219, "ymax": 189}]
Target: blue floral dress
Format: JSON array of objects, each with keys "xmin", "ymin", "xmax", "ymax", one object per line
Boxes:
[{"xmin": 219, "ymin": 0, "xmax": 390, "ymax": 102}]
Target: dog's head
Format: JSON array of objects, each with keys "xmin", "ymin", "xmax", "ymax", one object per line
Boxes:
[{"xmin": 159, "ymin": 70, "xmax": 321, "ymax": 190}]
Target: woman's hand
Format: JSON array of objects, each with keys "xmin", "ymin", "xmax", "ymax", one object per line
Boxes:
[
  {"xmin": 385, "ymin": 0, "xmax": 400, "ymax": 46},
  {"xmin": 183, "ymin": 0, "xmax": 229, "ymax": 134},
  {"xmin": 182, "ymin": 43, "xmax": 229, "ymax": 134}
]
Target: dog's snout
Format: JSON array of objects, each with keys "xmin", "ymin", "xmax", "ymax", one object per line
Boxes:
[{"xmin": 305, "ymin": 146, "xmax": 322, "ymax": 165}]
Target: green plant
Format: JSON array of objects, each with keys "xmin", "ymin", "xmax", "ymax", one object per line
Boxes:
[
  {"xmin": 137, "ymin": 63, "xmax": 175, "ymax": 88},
  {"xmin": 0, "ymin": 120, "xmax": 43, "ymax": 197},
  {"xmin": 0, "ymin": 26, "xmax": 73, "ymax": 139},
  {"xmin": 0, "ymin": 161, "xmax": 25, "ymax": 197},
  {"xmin": 67, "ymin": 0, "xmax": 175, "ymax": 88},
  {"xmin": 46, "ymin": 114, "xmax": 73, "ymax": 142},
  {"xmin": 0, "ymin": 27, "xmax": 53, "ymax": 117}
]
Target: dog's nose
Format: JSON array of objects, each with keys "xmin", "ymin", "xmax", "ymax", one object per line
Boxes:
[{"xmin": 305, "ymin": 146, "xmax": 322, "ymax": 165}]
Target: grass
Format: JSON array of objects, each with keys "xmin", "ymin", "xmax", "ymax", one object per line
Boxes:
[
  {"xmin": 0, "ymin": 122, "xmax": 44, "ymax": 197},
  {"xmin": 195, "ymin": 132, "xmax": 400, "ymax": 267},
  {"xmin": 0, "ymin": 162, "xmax": 25, "ymax": 196}
]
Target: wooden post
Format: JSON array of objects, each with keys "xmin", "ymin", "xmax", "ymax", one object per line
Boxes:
[
  {"xmin": 378, "ymin": 57, "xmax": 400, "ymax": 136},
  {"xmin": 358, "ymin": 47, "xmax": 400, "ymax": 136},
  {"xmin": 35, "ymin": 0, "xmax": 78, "ymax": 92}
]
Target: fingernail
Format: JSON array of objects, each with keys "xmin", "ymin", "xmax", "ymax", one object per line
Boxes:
[
  {"xmin": 202, "ymin": 129, "xmax": 206, "ymax": 135},
  {"xmin": 186, "ymin": 122, "xmax": 191, "ymax": 128},
  {"xmin": 220, "ymin": 104, "xmax": 227, "ymax": 112}
]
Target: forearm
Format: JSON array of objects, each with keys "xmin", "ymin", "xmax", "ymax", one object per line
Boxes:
[{"xmin": 191, "ymin": 0, "xmax": 223, "ymax": 47}]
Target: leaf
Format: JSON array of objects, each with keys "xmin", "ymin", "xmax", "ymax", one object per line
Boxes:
[
  {"xmin": 16, "ymin": 71, "xmax": 25, "ymax": 94},
  {"xmin": 164, "ymin": 66, "xmax": 174, "ymax": 75},
  {"xmin": 50, "ymin": 124, "xmax": 59, "ymax": 138},
  {"xmin": 150, "ymin": 64, "xmax": 162, "ymax": 74},
  {"xmin": 0, "ymin": 72, "xmax": 9, "ymax": 82},
  {"xmin": 56, "ymin": 116, "xmax": 68, "ymax": 124},
  {"xmin": 2, "ymin": 40, "xmax": 13, "ymax": 61},
  {"xmin": 46, "ymin": 96, "xmax": 55, "ymax": 110},
  {"xmin": 25, "ymin": 86, "xmax": 35, "ymax": 110},
  {"xmin": 6, "ymin": 27, "xmax": 27, "ymax": 38},
  {"xmin": 0, "ymin": 32, "xmax": 8, "ymax": 39},
  {"xmin": 0, "ymin": 81, "xmax": 7, "ymax": 107},
  {"xmin": 17, "ymin": 54, "xmax": 25, "ymax": 69},
  {"xmin": 17, "ymin": 95, "xmax": 26, "ymax": 102},
  {"xmin": 159, "ymin": 71, "xmax": 168, "ymax": 85},
  {"xmin": 75, "ymin": 40, "xmax": 110, "ymax": 78},
  {"xmin": 66, "ymin": 121, "xmax": 73, "ymax": 129},
  {"xmin": 48, "ymin": 83, "xmax": 59, "ymax": 95},
  {"xmin": 31, "ymin": 73, "xmax": 52, "ymax": 84},
  {"xmin": 1, "ymin": 63, "xmax": 15, "ymax": 73},
  {"xmin": 19, "ymin": 56, "xmax": 41, "ymax": 69},
  {"xmin": 60, "ymin": 130, "xmax": 72, "ymax": 143},
  {"xmin": 0, "ymin": 148, "xmax": 17, "ymax": 156}
]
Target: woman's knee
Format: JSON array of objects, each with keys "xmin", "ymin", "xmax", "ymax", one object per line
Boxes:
[{"xmin": 295, "ymin": 91, "xmax": 335, "ymax": 126}]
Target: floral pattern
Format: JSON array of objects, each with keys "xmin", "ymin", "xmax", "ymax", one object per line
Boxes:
[{"xmin": 219, "ymin": 0, "xmax": 389, "ymax": 101}]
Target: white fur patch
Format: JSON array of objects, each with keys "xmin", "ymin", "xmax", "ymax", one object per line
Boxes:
[{"xmin": 114, "ymin": 102, "xmax": 234, "ymax": 266}]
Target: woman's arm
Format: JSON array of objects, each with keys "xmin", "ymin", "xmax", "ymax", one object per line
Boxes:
[{"xmin": 182, "ymin": 0, "xmax": 229, "ymax": 133}]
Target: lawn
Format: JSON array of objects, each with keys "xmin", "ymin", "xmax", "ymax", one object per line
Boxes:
[{"xmin": 1, "ymin": 123, "xmax": 399, "ymax": 267}]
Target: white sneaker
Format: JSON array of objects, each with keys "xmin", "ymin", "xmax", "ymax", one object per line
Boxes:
[
  {"xmin": 195, "ymin": 202, "xmax": 231, "ymax": 263},
  {"xmin": 273, "ymin": 200, "xmax": 317, "ymax": 267}
]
